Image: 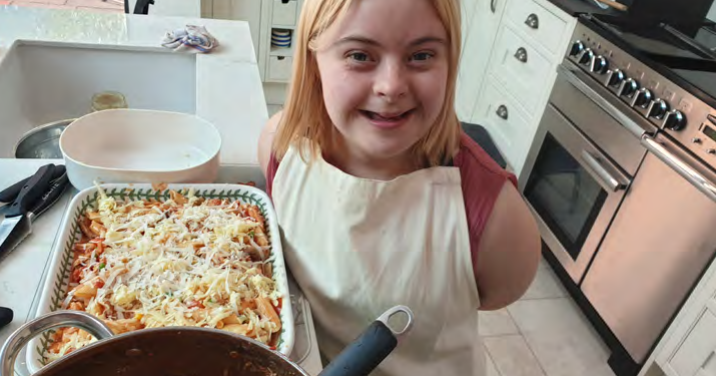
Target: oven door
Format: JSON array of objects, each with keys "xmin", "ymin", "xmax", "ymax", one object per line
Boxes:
[{"xmin": 522, "ymin": 105, "xmax": 631, "ymax": 284}]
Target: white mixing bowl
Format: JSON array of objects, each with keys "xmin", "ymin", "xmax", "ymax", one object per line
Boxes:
[{"xmin": 60, "ymin": 109, "xmax": 222, "ymax": 190}]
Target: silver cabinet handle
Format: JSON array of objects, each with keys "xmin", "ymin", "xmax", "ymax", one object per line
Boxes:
[
  {"xmin": 1, "ymin": 311, "xmax": 114, "ymax": 376},
  {"xmin": 490, "ymin": 0, "xmax": 497, "ymax": 13},
  {"xmin": 642, "ymin": 135, "xmax": 716, "ymax": 203},
  {"xmin": 580, "ymin": 150, "xmax": 626, "ymax": 192},
  {"xmin": 514, "ymin": 47, "xmax": 528, "ymax": 63},
  {"xmin": 496, "ymin": 105, "xmax": 508, "ymax": 120},
  {"xmin": 525, "ymin": 13, "xmax": 539, "ymax": 29}
]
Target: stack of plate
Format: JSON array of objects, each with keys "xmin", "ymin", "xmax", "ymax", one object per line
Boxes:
[{"xmin": 271, "ymin": 29, "xmax": 292, "ymax": 48}]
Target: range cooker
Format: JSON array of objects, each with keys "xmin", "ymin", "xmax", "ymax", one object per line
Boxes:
[{"xmin": 519, "ymin": 13, "xmax": 716, "ymax": 376}]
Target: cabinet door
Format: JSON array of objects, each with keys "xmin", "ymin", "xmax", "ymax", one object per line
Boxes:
[
  {"xmin": 472, "ymin": 78, "xmax": 533, "ymax": 174},
  {"xmin": 670, "ymin": 310, "xmax": 716, "ymax": 376},
  {"xmin": 656, "ymin": 258, "xmax": 716, "ymax": 376},
  {"xmin": 455, "ymin": 0, "xmax": 506, "ymax": 123},
  {"xmin": 489, "ymin": 25, "xmax": 551, "ymax": 114},
  {"xmin": 212, "ymin": 0, "xmax": 263, "ymax": 60}
]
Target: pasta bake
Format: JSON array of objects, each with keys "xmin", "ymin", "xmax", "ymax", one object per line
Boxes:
[{"xmin": 47, "ymin": 187, "xmax": 282, "ymax": 361}]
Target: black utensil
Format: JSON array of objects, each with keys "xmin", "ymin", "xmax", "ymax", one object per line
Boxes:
[
  {"xmin": 0, "ymin": 165, "xmax": 66, "ymax": 208},
  {"xmin": 0, "ymin": 307, "xmax": 12, "ymax": 330}
]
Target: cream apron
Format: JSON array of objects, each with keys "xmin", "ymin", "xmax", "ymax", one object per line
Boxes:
[{"xmin": 272, "ymin": 145, "xmax": 485, "ymax": 376}]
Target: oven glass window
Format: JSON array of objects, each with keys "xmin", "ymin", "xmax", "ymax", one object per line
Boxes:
[{"xmin": 525, "ymin": 133, "xmax": 608, "ymax": 260}]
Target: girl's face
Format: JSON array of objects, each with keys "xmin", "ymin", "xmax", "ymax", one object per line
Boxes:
[{"xmin": 315, "ymin": 0, "xmax": 450, "ymax": 164}]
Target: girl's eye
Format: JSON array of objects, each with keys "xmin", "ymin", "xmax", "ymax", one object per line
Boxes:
[
  {"xmin": 348, "ymin": 52, "xmax": 371, "ymax": 62},
  {"xmin": 411, "ymin": 52, "xmax": 434, "ymax": 61}
]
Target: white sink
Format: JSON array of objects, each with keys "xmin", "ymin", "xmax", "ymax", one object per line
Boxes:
[{"xmin": 0, "ymin": 40, "xmax": 197, "ymax": 158}]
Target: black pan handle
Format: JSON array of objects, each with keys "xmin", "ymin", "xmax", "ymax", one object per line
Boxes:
[
  {"xmin": 3, "ymin": 165, "xmax": 56, "ymax": 218},
  {"xmin": 0, "ymin": 307, "xmax": 12, "ymax": 329},
  {"xmin": 319, "ymin": 306, "xmax": 414, "ymax": 376},
  {"xmin": 0, "ymin": 165, "xmax": 65, "ymax": 205},
  {"xmin": 29, "ymin": 171, "xmax": 69, "ymax": 219}
]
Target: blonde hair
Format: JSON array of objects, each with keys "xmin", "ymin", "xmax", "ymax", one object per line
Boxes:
[{"xmin": 272, "ymin": 0, "xmax": 462, "ymax": 167}]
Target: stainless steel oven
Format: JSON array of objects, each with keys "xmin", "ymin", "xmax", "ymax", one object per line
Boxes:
[
  {"xmin": 521, "ymin": 19, "xmax": 716, "ymax": 373},
  {"xmin": 519, "ymin": 60, "xmax": 654, "ymax": 284}
]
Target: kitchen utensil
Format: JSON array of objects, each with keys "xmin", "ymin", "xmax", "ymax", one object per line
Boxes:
[
  {"xmin": 0, "ymin": 308, "xmax": 11, "ymax": 330},
  {"xmin": 59, "ymin": 109, "xmax": 221, "ymax": 190},
  {"xmin": 592, "ymin": 0, "xmax": 628, "ymax": 11},
  {"xmin": 3, "ymin": 307, "xmax": 413, "ymax": 376},
  {"xmin": 0, "ymin": 165, "xmax": 67, "ymax": 212},
  {"xmin": 27, "ymin": 183, "xmax": 295, "ymax": 372},
  {"xmin": 14, "ymin": 120, "xmax": 74, "ymax": 159},
  {"xmin": 0, "ymin": 164, "xmax": 70, "ymax": 261}
]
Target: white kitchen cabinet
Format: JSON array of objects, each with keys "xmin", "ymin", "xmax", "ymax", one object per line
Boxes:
[
  {"xmin": 489, "ymin": 24, "xmax": 551, "ymax": 114},
  {"xmin": 456, "ymin": 0, "xmax": 506, "ymax": 122},
  {"xmin": 465, "ymin": 0, "xmax": 575, "ymax": 175},
  {"xmin": 504, "ymin": 0, "xmax": 568, "ymax": 55},
  {"xmin": 209, "ymin": 0, "xmax": 263, "ymax": 60},
  {"xmin": 473, "ymin": 80, "xmax": 533, "ymax": 173},
  {"xmin": 641, "ymin": 257, "xmax": 716, "ymax": 376}
]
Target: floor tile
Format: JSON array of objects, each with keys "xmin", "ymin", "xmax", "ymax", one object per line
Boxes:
[
  {"xmin": 521, "ymin": 265, "xmax": 568, "ymax": 300},
  {"xmin": 538, "ymin": 256, "xmax": 550, "ymax": 269},
  {"xmin": 479, "ymin": 308, "xmax": 520, "ymax": 337},
  {"xmin": 508, "ymin": 299, "xmax": 615, "ymax": 376},
  {"xmin": 485, "ymin": 335, "xmax": 546, "ymax": 376},
  {"xmin": 486, "ymin": 351, "xmax": 501, "ymax": 376}
]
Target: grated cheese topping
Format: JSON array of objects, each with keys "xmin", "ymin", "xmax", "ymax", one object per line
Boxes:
[{"xmin": 48, "ymin": 188, "xmax": 281, "ymax": 362}]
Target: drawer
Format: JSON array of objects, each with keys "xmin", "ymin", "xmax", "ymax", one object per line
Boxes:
[
  {"xmin": 268, "ymin": 55, "xmax": 293, "ymax": 82},
  {"xmin": 272, "ymin": 0, "xmax": 298, "ymax": 26},
  {"xmin": 670, "ymin": 309, "xmax": 716, "ymax": 376},
  {"xmin": 473, "ymin": 79, "xmax": 534, "ymax": 174},
  {"xmin": 505, "ymin": 0, "xmax": 567, "ymax": 55},
  {"xmin": 490, "ymin": 26, "xmax": 551, "ymax": 114}
]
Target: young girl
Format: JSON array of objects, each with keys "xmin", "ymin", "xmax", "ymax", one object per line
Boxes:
[{"xmin": 258, "ymin": 0, "xmax": 541, "ymax": 374}]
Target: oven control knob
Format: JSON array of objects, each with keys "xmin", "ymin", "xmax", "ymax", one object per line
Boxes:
[
  {"xmin": 569, "ymin": 41, "xmax": 585, "ymax": 57},
  {"xmin": 591, "ymin": 56, "xmax": 609, "ymax": 74},
  {"xmin": 648, "ymin": 99, "xmax": 669, "ymax": 120},
  {"xmin": 579, "ymin": 49, "xmax": 594, "ymax": 65},
  {"xmin": 620, "ymin": 78, "xmax": 639, "ymax": 97},
  {"xmin": 607, "ymin": 69, "xmax": 625, "ymax": 87},
  {"xmin": 632, "ymin": 88, "xmax": 653, "ymax": 108},
  {"xmin": 663, "ymin": 109, "xmax": 686, "ymax": 131}
]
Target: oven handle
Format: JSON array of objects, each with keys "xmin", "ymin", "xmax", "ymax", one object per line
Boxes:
[
  {"xmin": 557, "ymin": 64, "xmax": 647, "ymax": 138},
  {"xmin": 580, "ymin": 150, "xmax": 626, "ymax": 192},
  {"xmin": 642, "ymin": 135, "xmax": 716, "ymax": 203}
]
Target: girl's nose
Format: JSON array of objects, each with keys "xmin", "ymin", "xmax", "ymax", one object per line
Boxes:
[{"xmin": 373, "ymin": 61, "xmax": 408, "ymax": 103}]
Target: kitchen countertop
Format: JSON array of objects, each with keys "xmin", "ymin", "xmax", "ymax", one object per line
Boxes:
[
  {"xmin": 546, "ymin": 0, "xmax": 626, "ymax": 16},
  {"xmin": 0, "ymin": 159, "xmax": 324, "ymax": 375},
  {"xmin": 0, "ymin": 5, "xmax": 267, "ymax": 164}
]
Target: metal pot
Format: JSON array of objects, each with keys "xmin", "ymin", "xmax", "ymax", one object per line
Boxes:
[
  {"xmin": 1, "ymin": 306, "xmax": 413, "ymax": 376},
  {"xmin": 14, "ymin": 119, "xmax": 74, "ymax": 159}
]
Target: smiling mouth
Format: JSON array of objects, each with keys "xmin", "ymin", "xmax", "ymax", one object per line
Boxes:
[{"xmin": 359, "ymin": 109, "xmax": 414, "ymax": 121}]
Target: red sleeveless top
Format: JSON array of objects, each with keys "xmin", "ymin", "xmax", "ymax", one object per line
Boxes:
[{"xmin": 266, "ymin": 132, "xmax": 517, "ymax": 282}]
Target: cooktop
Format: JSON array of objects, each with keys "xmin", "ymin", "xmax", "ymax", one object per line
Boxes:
[{"xmin": 583, "ymin": 14, "xmax": 716, "ymax": 106}]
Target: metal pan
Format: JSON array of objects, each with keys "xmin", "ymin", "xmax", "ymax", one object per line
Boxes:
[{"xmin": 1, "ymin": 306, "xmax": 413, "ymax": 376}]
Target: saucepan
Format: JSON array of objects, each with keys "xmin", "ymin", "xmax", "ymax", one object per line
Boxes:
[{"xmin": 1, "ymin": 306, "xmax": 414, "ymax": 376}]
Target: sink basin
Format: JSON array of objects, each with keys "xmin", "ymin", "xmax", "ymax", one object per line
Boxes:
[{"xmin": 0, "ymin": 40, "xmax": 197, "ymax": 158}]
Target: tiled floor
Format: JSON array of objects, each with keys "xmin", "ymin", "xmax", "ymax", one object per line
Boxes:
[
  {"xmin": 1, "ymin": 0, "xmax": 122, "ymax": 12},
  {"xmin": 482, "ymin": 258, "xmax": 617, "ymax": 376}
]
